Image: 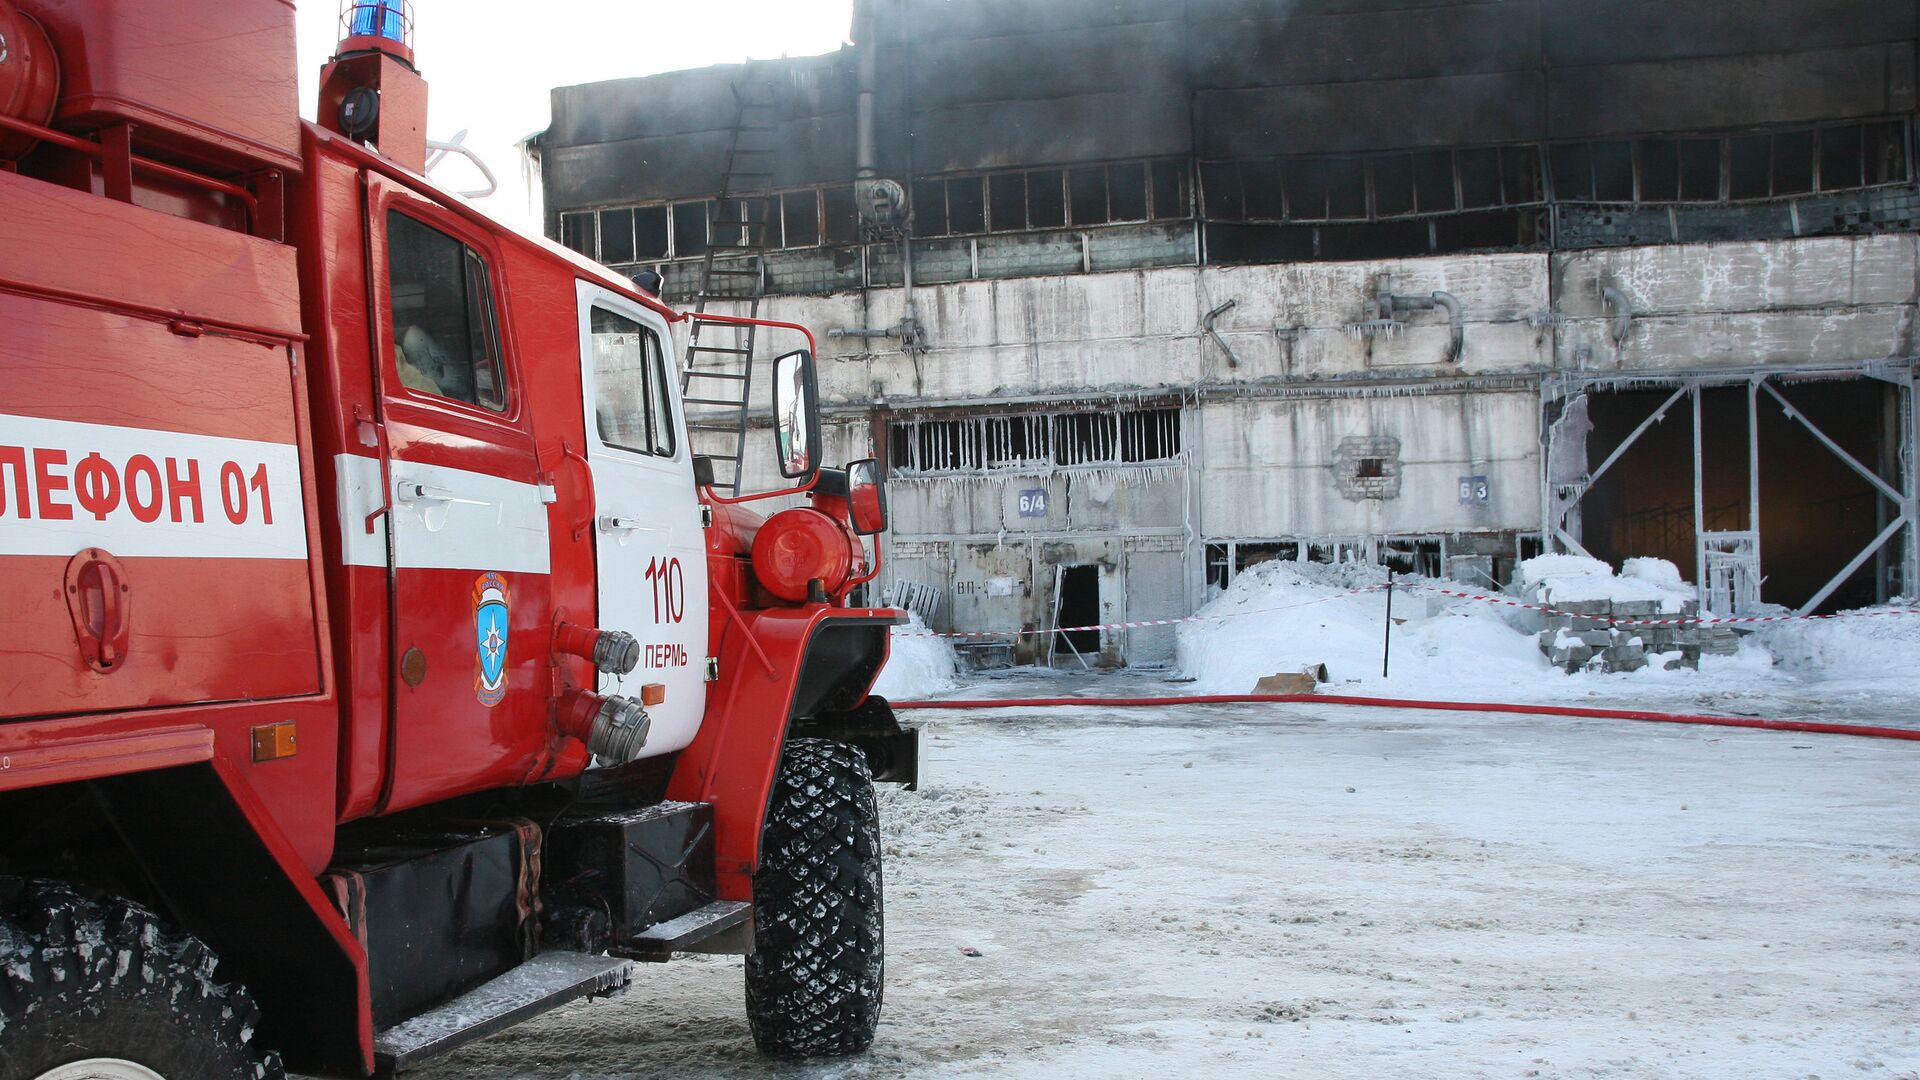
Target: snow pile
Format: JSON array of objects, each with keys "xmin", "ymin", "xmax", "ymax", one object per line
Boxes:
[
  {"xmin": 1175, "ymin": 559, "xmax": 1549, "ymax": 696},
  {"xmin": 1757, "ymin": 600, "xmax": 1920, "ymax": 685},
  {"xmin": 871, "ymin": 611, "xmax": 960, "ymax": 700},
  {"xmin": 1517, "ymin": 553, "xmax": 1694, "ymax": 612}
]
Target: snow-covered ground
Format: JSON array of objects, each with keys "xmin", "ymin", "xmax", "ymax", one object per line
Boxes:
[
  {"xmin": 1174, "ymin": 557, "xmax": 1920, "ymax": 723},
  {"xmin": 404, "ymin": 675, "xmax": 1920, "ymax": 1079}
]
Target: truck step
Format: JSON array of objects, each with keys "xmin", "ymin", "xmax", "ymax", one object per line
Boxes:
[
  {"xmin": 374, "ymin": 951, "xmax": 632, "ymax": 1074},
  {"xmin": 618, "ymin": 900, "xmax": 753, "ymax": 959}
]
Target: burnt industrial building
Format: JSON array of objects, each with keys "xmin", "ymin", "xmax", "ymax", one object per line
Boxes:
[{"xmin": 531, "ymin": 0, "xmax": 1920, "ymax": 666}]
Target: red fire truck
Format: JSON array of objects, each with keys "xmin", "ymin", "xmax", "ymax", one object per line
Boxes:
[{"xmin": 0, "ymin": 2, "xmax": 917, "ymax": 1075}]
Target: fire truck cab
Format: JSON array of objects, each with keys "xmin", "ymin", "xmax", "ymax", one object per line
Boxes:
[{"xmin": 0, "ymin": 2, "xmax": 914, "ymax": 1076}]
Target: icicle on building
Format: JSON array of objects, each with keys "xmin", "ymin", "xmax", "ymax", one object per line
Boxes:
[{"xmin": 531, "ymin": 0, "xmax": 1920, "ymax": 667}]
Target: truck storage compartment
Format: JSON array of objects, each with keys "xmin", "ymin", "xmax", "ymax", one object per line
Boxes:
[
  {"xmin": 543, "ymin": 801, "xmax": 716, "ymax": 951},
  {"xmin": 0, "ymin": 170, "xmax": 317, "ymax": 720},
  {"xmin": 21, "ymin": 0, "xmax": 302, "ymax": 174},
  {"xmin": 324, "ymin": 821, "xmax": 543, "ymax": 1030}
]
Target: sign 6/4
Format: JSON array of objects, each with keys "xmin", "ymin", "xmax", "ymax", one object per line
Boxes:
[{"xmin": 1017, "ymin": 489, "xmax": 1049, "ymax": 518}]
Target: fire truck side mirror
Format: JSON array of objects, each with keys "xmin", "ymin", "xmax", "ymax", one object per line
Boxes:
[
  {"xmin": 772, "ymin": 349, "xmax": 820, "ymax": 483},
  {"xmin": 847, "ymin": 458, "xmax": 887, "ymax": 535}
]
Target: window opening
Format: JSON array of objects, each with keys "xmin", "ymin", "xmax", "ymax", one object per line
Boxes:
[
  {"xmin": 635, "ymin": 206, "xmax": 670, "ymax": 260},
  {"xmin": 1241, "ymin": 159, "xmax": 1285, "ymax": 219},
  {"xmin": 387, "ymin": 210, "xmax": 507, "ymax": 412},
  {"xmin": 590, "ymin": 306, "xmax": 675, "ymax": 458},
  {"xmin": 781, "ymin": 191, "xmax": 820, "ymax": 247},
  {"xmin": 823, "ymin": 186, "xmax": 859, "ymax": 244},
  {"xmin": 887, "ymin": 407, "xmax": 1181, "ymax": 474},
  {"xmin": 1027, "ymin": 169, "xmax": 1066, "ymax": 228},
  {"xmin": 560, "ymin": 211, "xmax": 596, "ymax": 257},
  {"xmin": 1069, "ymin": 166, "xmax": 1109, "ymax": 226},
  {"xmin": 598, "ymin": 207, "xmax": 634, "ymax": 264},
  {"xmin": 672, "ymin": 199, "xmax": 710, "ymax": 258},
  {"xmin": 1412, "ymin": 151, "xmax": 1456, "ymax": 214},
  {"xmin": 1151, "ymin": 160, "xmax": 1191, "ymax": 219},
  {"xmin": 989, "ymin": 172, "xmax": 1027, "ymax": 231},
  {"xmin": 911, "ymin": 179, "xmax": 947, "ymax": 238},
  {"xmin": 948, "ymin": 177, "xmax": 987, "ymax": 234},
  {"xmin": 1373, "ymin": 154, "xmax": 1414, "ymax": 217},
  {"xmin": 1109, "ymin": 162, "xmax": 1148, "ymax": 221}
]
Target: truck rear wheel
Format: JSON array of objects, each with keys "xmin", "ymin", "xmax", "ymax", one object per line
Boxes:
[
  {"xmin": 0, "ymin": 879, "xmax": 282, "ymax": 1080},
  {"xmin": 744, "ymin": 738, "xmax": 884, "ymax": 1058}
]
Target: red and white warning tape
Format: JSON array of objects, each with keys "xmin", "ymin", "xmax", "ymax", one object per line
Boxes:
[{"xmin": 896, "ymin": 580, "xmax": 1920, "ymax": 639}]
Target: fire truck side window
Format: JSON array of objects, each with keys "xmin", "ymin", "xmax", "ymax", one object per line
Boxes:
[
  {"xmin": 590, "ymin": 306, "xmax": 676, "ymax": 457},
  {"xmin": 386, "ymin": 210, "xmax": 508, "ymax": 412}
]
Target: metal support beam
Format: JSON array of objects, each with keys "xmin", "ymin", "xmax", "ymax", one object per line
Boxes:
[
  {"xmin": 1759, "ymin": 381, "xmax": 1903, "ymax": 504},
  {"xmin": 1748, "ymin": 377, "xmax": 1763, "ymax": 600},
  {"xmin": 1691, "ymin": 384, "xmax": 1706, "ymax": 610},
  {"xmin": 1799, "ymin": 515, "xmax": 1911, "ymax": 615}
]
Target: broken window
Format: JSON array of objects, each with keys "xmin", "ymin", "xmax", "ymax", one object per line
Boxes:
[
  {"xmin": 1200, "ymin": 160, "xmax": 1244, "ymax": 219},
  {"xmin": 948, "ymin": 177, "xmax": 987, "ymax": 234},
  {"xmin": 1819, "ymin": 124, "xmax": 1865, "ymax": 191},
  {"xmin": 635, "ymin": 206, "xmax": 669, "ymax": 259},
  {"xmin": 1240, "ymin": 159, "xmax": 1285, "ymax": 220},
  {"xmin": 1772, "ymin": 130, "xmax": 1815, "ymax": 195},
  {"xmin": 989, "ymin": 172, "xmax": 1027, "ymax": 231},
  {"xmin": 1457, "ymin": 148, "xmax": 1501, "ymax": 209},
  {"xmin": 1069, "ymin": 166, "xmax": 1108, "ymax": 226},
  {"xmin": 1108, "ymin": 162, "xmax": 1148, "ymax": 221},
  {"xmin": 1027, "ymin": 169, "xmax": 1067, "ymax": 228},
  {"xmin": 911, "ymin": 179, "xmax": 947, "ymax": 238},
  {"xmin": 887, "ymin": 407, "xmax": 1182, "ymax": 475},
  {"xmin": 1679, "ymin": 138, "xmax": 1720, "ymax": 201},
  {"xmin": 781, "ymin": 191, "xmax": 818, "ymax": 248},
  {"xmin": 823, "ymin": 186, "xmax": 858, "ymax": 244},
  {"xmin": 1590, "ymin": 141, "xmax": 1633, "ymax": 203},
  {"xmin": 1151, "ymin": 160, "xmax": 1191, "ymax": 219},
  {"xmin": 671, "ymin": 199, "xmax": 710, "ymax": 258},
  {"xmin": 1412, "ymin": 151, "xmax": 1456, "ymax": 214},
  {"xmin": 1643, "ymin": 138, "xmax": 1684, "ymax": 201},
  {"xmin": 560, "ymin": 211, "xmax": 596, "ymax": 257},
  {"xmin": 598, "ymin": 207, "xmax": 634, "ymax": 264},
  {"xmin": 1373, "ymin": 155, "xmax": 1415, "ymax": 217}
]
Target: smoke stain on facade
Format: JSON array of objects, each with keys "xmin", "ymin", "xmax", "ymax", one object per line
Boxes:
[{"xmin": 533, "ymin": 0, "xmax": 1920, "ymax": 666}]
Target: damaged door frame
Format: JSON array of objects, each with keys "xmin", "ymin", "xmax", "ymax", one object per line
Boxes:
[{"xmin": 1541, "ymin": 363, "xmax": 1917, "ymax": 615}]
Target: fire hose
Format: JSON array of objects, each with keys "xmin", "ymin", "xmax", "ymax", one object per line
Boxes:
[{"xmin": 890, "ymin": 694, "xmax": 1920, "ymax": 743}]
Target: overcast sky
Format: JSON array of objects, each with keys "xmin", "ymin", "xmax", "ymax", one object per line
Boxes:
[{"xmin": 295, "ymin": 0, "xmax": 855, "ymax": 233}]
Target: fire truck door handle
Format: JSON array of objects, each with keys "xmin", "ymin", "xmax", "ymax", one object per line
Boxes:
[
  {"xmin": 598, "ymin": 516, "xmax": 646, "ymax": 533},
  {"xmin": 561, "ymin": 442, "xmax": 595, "ymax": 542},
  {"xmin": 395, "ymin": 481, "xmax": 487, "ymax": 507}
]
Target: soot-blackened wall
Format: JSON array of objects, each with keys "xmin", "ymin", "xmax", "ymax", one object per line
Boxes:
[{"xmin": 539, "ymin": 0, "xmax": 1917, "ymax": 218}]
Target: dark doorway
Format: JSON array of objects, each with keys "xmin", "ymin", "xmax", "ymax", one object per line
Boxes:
[
  {"xmin": 1580, "ymin": 378, "xmax": 1898, "ymax": 612},
  {"xmin": 1055, "ymin": 565, "xmax": 1101, "ymax": 659}
]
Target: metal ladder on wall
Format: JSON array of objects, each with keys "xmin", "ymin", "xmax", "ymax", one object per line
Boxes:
[{"xmin": 680, "ymin": 69, "xmax": 779, "ymax": 496}]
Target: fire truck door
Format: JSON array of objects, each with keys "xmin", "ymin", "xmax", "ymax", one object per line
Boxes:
[
  {"xmin": 365, "ymin": 183, "xmax": 554, "ymax": 810},
  {"xmin": 575, "ymin": 282, "xmax": 709, "ymax": 754}
]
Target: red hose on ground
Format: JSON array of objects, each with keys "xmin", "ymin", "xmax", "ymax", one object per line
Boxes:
[{"xmin": 890, "ymin": 694, "xmax": 1920, "ymax": 743}]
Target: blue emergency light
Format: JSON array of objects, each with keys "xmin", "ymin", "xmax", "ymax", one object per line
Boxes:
[{"xmin": 349, "ymin": 0, "xmax": 408, "ymax": 44}]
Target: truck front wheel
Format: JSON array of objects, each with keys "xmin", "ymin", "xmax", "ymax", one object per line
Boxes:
[
  {"xmin": 0, "ymin": 879, "xmax": 282, "ymax": 1080},
  {"xmin": 744, "ymin": 738, "xmax": 884, "ymax": 1058}
]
